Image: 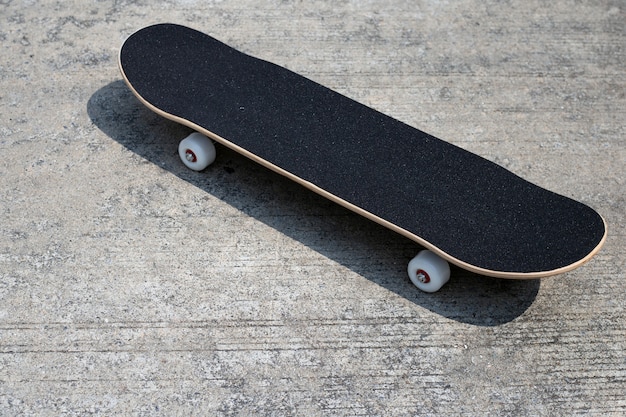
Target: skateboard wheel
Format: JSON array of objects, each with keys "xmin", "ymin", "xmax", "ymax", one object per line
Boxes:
[
  {"xmin": 178, "ymin": 132, "xmax": 216, "ymax": 171},
  {"xmin": 407, "ymin": 250, "xmax": 450, "ymax": 293}
]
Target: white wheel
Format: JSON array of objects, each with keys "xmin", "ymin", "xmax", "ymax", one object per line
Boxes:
[
  {"xmin": 178, "ymin": 132, "xmax": 216, "ymax": 171},
  {"xmin": 407, "ymin": 250, "xmax": 450, "ymax": 293}
]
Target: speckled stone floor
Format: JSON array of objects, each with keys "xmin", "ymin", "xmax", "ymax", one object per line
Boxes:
[{"xmin": 1, "ymin": 1, "xmax": 624, "ymax": 415}]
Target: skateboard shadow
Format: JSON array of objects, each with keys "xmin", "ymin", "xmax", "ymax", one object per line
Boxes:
[{"xmin": 87, "ymin": 80, "xmax": 540, "ymax": 326}]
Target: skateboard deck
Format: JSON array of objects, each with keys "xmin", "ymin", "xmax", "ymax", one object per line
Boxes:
[{"xmin": 119, "ymin": 23, "xmax": 606, "ymax": 288}]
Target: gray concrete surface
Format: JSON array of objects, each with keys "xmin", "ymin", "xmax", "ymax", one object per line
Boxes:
[{"xmin": 1, "ymin": 0, "xmax": 624, "ymax": 415}]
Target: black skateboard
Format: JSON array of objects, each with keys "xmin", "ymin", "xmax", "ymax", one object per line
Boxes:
[{"xmin": 119, "ymin": 23, "xmax": 606, "ymax": 292}]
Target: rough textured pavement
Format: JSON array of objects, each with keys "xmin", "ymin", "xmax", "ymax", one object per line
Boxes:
[{"xmin": 1, "ymin": 1, "xmax": 624, "ymax": 415}]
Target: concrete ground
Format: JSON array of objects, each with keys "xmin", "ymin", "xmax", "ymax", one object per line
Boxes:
[{"xmin": 1, "ymin": 0, "xmax": 624, "ymax": 415}]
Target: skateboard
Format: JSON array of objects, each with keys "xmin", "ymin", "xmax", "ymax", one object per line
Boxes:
[{"xmin": 119, "ymin": 23, "xmax": 606, "ymax": 292}]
